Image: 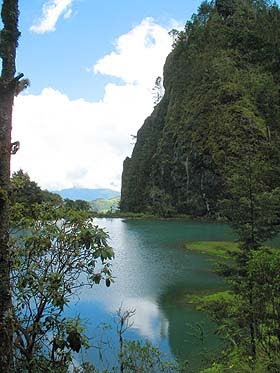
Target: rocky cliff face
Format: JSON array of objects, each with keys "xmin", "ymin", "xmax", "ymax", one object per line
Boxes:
[{"xmin": 120, "ymin": 0, "xmax": 280, "ymax": 217}]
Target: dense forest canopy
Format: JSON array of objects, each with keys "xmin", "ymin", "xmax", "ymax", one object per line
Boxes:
[{"xmin": 120, "ymin": 0, "xmax": 280, "ymax": 220}]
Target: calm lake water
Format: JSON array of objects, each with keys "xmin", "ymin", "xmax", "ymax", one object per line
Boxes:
[{"xmin": 67, "ymin": 218, "xmax": 235, "ymax": 371}]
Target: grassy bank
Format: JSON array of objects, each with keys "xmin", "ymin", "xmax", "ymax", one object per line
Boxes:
[
  {"xmin": 182, "ymin": 241, "xmax": 236, "ymax": 313},
  {"xmin": 183, "ymin": 290, "xmax": 233, "ymax": 309},
  {"xmin": 185, "ymin": 241, "xmax": 240, "ymax": 259}
]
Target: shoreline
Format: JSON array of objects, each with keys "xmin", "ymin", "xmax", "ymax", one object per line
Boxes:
[
  {"xmin": 93, "ymin": 211, "xmax": 228, "ymax": 224},
  {"xmin": 184, "ymin": 241, "xmax": 240, "ymax": 259}
]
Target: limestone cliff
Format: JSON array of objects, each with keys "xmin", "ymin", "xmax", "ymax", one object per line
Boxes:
[{"xmin": 120, "ymin": 0, "xmax": 280, "ymax": 217}]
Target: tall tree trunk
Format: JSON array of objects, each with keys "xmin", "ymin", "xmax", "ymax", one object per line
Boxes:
[{"xmin": 0, "ymin": 0, "xmax": 20, "ymax": 370}]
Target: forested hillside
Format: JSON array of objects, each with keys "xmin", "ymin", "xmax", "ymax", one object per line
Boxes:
[
  {"xmin": 120, "ymin": 0, "xmax": 280, "ymax": 217},
  {"xmin": 53, "ymin": 188, "xmax": 120, "ymax": 201}
]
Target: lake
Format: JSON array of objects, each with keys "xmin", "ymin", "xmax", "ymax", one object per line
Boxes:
[{"xmin": 67, "ymin": 218, "xmax": 235, "ymax": 371}]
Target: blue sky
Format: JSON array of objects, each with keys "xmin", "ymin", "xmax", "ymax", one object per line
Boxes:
[
  {"xmin": 11, "ymin": 0, "xmax": 258, "ymax": 191},
  {"xmin": 18, "ymin": 0, "xmax": 202, "ymax": 101}
]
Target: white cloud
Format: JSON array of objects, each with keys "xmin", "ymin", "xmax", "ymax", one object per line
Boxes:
[
  {"xmin": 13, "ymin": 18, "xmax": 173, "ymax": 190},
  {"xmin": 30, "ymin": 0, "xmax": 73, "ymax": 34},
  {"xmin": 63, "ymin": 8, "xmax": 73, "ymax": 19},
  {"xmin": 94, "ymin": 18, "xmax": 172, "ymax": 88}
]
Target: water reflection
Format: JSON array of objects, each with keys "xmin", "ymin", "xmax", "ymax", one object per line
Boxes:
[
  {"xmin": 158, "ymin": 285, "xmax": 223, "ymax": 371},
  {"xmin": 68, "ymin": 218, "xmax": 233, "ymax": 369}
]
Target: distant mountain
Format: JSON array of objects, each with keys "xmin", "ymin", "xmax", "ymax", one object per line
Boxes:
[
  {"xmin": 52, "ymin": 188, "xmax": 120, "ymax": 201},
  {"xmin": 90, "ymin": 197, "xmax": 120, "ymax": 213}
]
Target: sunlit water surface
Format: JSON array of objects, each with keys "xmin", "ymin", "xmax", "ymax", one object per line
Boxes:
[{"xmin": 66, "ymin": 218, "xmax": 235, "ymax": 371}]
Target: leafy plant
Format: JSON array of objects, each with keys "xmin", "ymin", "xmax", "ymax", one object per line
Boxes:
[{"xmin": 11, "ymin": 204, "xmax": 114, "ymax": 371}]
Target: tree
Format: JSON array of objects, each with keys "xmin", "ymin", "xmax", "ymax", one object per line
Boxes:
[
  {"xmin": 247, "ymin": 249, "xmax": 280, "ymax": 368},
  {"xmin": 205, "ymin": 248, "xmax": 280, "ymax": 372},
  {"xmin": 221, "ymin": 139, "xmax": 280, "ymax": 251},
  {"xmin": 64, "ymin": 198, "xmax": 91, "ymax": 212},
  {"xmin": 216, "ymin": 0, "xmax": 236, "ymax": 19},
  {"xmin": 10, "ymin": 169, "xmax": 46, "ymax": 216},
  {"xmin": 76, "ymin": 306, "xmax": 179, "ymax": 372},
  {"xmin": 217, "ymin": 114, "xmax": 280, "ymax": 364},
  {"xmin": 11, "ymin": 204, "xmax": 114, "ymax": 371},
  {"xmin": 152, "ymin": 76, "xmax": 163, "ymax": 106},
  {"xmin": 0, "ymin": 0, "xmax": 24, "ymax": 369},
  {"xmin": 10, "ymin": 170, "xmax": 64, "ymax": 218}
]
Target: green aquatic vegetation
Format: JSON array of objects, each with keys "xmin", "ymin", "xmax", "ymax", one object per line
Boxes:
[
  {"xmin": 185, "ymin": 241, "xmax": 240, "ymax": 259},
  {"xmin": 183, "ymin": 291, "xmax": 233, "ymax": 310}
]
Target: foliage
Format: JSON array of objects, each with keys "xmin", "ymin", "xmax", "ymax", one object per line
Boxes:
[
  {"xmin": 238, "ymin": 249, "xmax": 280, "ymax": 366},
  {"xmin": 64, "ymin": 198, "xmax": 91, "ymax": 212},
  {"xmin": 112, "ymin": 306, "xmax": 179, "ymax": 372},
  {"xmin": 115, "ymin": 307, "xmax": 136, "ymax": 373},
  {"xmin": 219, "ymin": 126, "xmax": 280, "ymax": 249},
  {"xmin": 185, "ymin": 241, "xmax": 239, "ymax": 259},
  {"xmin": 94, "ymin": 211, "xmax": 160, "ymax": 219},
  {"xmin": 81, "ymin": 307, "xmax": 181, "ymax": 373},
  {"xmin": 200, "ymin": 248, "xmax": 280, "ymax": 372},
  {"xmin": 216, "ymin": 114, "xmax": 280, "ymax": 364},
  {"xmin": 90, "ymin": 197, "xmax": 120, "ymax": 214},
  {"xmin": 10, "ymin": 170, "xmax": 95, "ymax": 219},
  {"xmin": 10, "ymin": 169, "xmax": 62, "ymax": 218},
  {"xmin": 10, "ymin": 204, "xmax": 114, "ymax": 371},
  {"xmin": 120, "ymin": 5, "xmax": 280, "ymax": 366},
  {"xmin": 120, "ymin": 0, "xmax": 280, "ymax": 218},
  {"xmin": 120, "ymin": 340, "xmax": 179, "ymax": 372}
]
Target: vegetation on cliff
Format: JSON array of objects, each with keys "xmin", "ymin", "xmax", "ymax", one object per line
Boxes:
[
  {"xmin": 121, "ymin": 2, "xmax": 280, "ymax": 369},
  {"xmin": 120, "ymin": 0, "xmax": 280, "ymax": 219}
]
